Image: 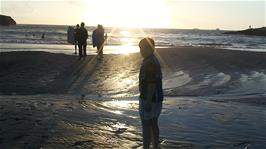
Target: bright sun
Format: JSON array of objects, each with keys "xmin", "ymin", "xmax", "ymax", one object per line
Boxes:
[{"xmin": 86, "ymin": 0, "xmax": 170, "ymax": 28}]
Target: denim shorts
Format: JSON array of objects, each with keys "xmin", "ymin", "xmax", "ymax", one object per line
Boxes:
[{"xmin": 139, "ymin": 99, "xmax": 162, "ymax": 120}]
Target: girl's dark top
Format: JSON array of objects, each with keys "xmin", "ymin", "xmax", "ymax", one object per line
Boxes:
[{"xmin": 139, "ymin": 54, "xmax": 163, "ymax": 102}]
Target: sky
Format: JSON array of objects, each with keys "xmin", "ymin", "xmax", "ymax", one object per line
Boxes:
[{"xmin": 0, "ymin": 0, "xmax": 265, "ymax": 30}]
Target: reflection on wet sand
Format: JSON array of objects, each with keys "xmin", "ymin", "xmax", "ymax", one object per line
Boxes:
[
  {"xmin": 75, "ymin": 53, "xmax": 141, "ymax": 96},
  {"xmin": 101, "ymin": 100, "xmax": 139, "ymax": 119},
  {"xmin": 90, "ymin": 97, "xmax": 266, "ymax": 148},
  {"xmin": 1, "ymin": 95, "xmax": 266, "ymax": 148}
]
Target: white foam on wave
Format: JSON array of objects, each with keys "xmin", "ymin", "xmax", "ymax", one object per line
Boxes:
[
  {"xmin": 163, "ymin": 71, "xmax": 192, "ymax": 89},
  {"xmin": 189, "ymin": 72, "xmax": 231, "ymax": 90},
  {"xmin": 212, "ymin": 72, "xmax": 231, "ymax": 87},
  {"xmin": 0, "ymin": 43, "xmax": 140, "ymax": 55},
  {"xmin": 230, "ymin": 71, "xmax": 266, "ymax": 94}
]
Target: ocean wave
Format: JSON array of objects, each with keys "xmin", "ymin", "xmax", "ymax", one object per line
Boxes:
[
  {"xmin": 163, "ymin": 71, "xmax": 192, "ymax": 89},
  {"xmin": 228, "ymin": 71, "xmax": 266, "ymax": 95},
  {"xmin": 1, "ymin": 25, "xmax": 266, "ymax": 51}
]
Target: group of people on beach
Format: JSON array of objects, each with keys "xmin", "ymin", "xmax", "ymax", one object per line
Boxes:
[
  {"xmin": 70, "ymin": 22, "xmax": 107, "ymax": 60},
  {"xmin": 70, "ymin": 23, "xmax": 163, "ymax": 149}
]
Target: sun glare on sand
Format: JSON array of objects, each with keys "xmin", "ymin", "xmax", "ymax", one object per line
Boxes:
[
  {"xmin": 116, "ymin": 31, "xmax": 138, "ymax": 54},
  {"xmin": 86, "ymin": 0, "xmax": 170, "ymax": 28}
]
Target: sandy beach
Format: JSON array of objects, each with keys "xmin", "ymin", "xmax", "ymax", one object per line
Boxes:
[
  {"xmin": 1, "ymin": 47, "xmax": 266, "ymax": 148},
  {"xmin": 2, "ymin": 0, "xmax": 266, "ymax": 147}
]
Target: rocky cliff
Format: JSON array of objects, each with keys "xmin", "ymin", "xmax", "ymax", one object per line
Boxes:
[
  {"xmin": 224, "ymin": 27, "xmax": 266, "ymax": 36},
  {"xmin": 0, "ymin": 15, "xmax": 16, "ymax": 26}
]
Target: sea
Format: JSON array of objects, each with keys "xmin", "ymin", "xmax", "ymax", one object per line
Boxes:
[{"xmin": 0, "ymin": 24, "xmax": 266, "ymax": 54}]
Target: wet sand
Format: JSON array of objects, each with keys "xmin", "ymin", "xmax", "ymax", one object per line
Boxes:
[
  {"xmin": 0, "ymin": 51, "xmax": 141, "ymax": 95},
  {"xmin": 1, "ymin": 48, "xmax": 266, "ymax": 148},
  {"xmin": 0, "ymin": 95, "xmax": 266, "ymax": 148},
  {"xmin": 0, "ymin": 51, "xmax": 85, "ymax": 95},
  {"xmin": 1, "ymin": 48, "xmax": 266, "ymax": 96}
]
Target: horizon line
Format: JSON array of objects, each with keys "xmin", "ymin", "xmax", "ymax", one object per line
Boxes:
[{"xmin": 14, "ymin": 23, "xmax": 262, "ymax": 31}]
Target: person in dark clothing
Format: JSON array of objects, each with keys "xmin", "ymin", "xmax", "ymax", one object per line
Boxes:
[
  {"xmin": 74, "ymin": 24, "xmax": 80, "ymax": 55},
  {"xmin": 41, "ymin": 32, "xmax": 45, "ymax": 39},
  {"xmin": 138, "ymin": 38, "xmax": 163, "ymax": 149},
  {"xmin": 76, "ymin": 22, "xmax": 88, "ymax": 59},
  {"xmin": 92, "ymin": 24, "xmax": 106, "ymax": 59}
]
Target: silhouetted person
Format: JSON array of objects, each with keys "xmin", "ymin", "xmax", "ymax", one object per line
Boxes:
[
  {"xmin": 76, "ymin": 22, "xmax": 88, "ymax": 59},
  {"xmin": 41, "ymin": 32, "xmax": 45, "ymax": 39},
  {"xmin": 138, "ymin": 38, "xmax": 163, "ymax": 149},
  {"xmin": 92, "ymin": 24, "xmax": 106, "ymax": 59},
  {"xmin": 74, "ymin": 24, "xmax": 80, "ymax": 55}
]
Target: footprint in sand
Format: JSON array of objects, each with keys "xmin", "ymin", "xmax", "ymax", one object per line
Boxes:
[
  {"xmin": 0, "ymin": 117, "xmax": 7, "ymax": 122},
  {"xmin": 13, "ymin": 134, "xmax": 28, "ymax": 141},
  {"xmin": 114, "ymin": 128, "xmax": 127, "ymax": 134},
  {"xmin": 234, "ymin": 141, "xmax": 252, "ymax": 149},
  {"xmin": 15, "ymin": 102, "xmax": 23, "ymax": 107},
  {"xmin": 34, "ymin": 119, "xmax": 42, "ymax": 126},
  {"xmin": 72, "ymin": 140, "xmax": 94, "ymax": 146}
]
